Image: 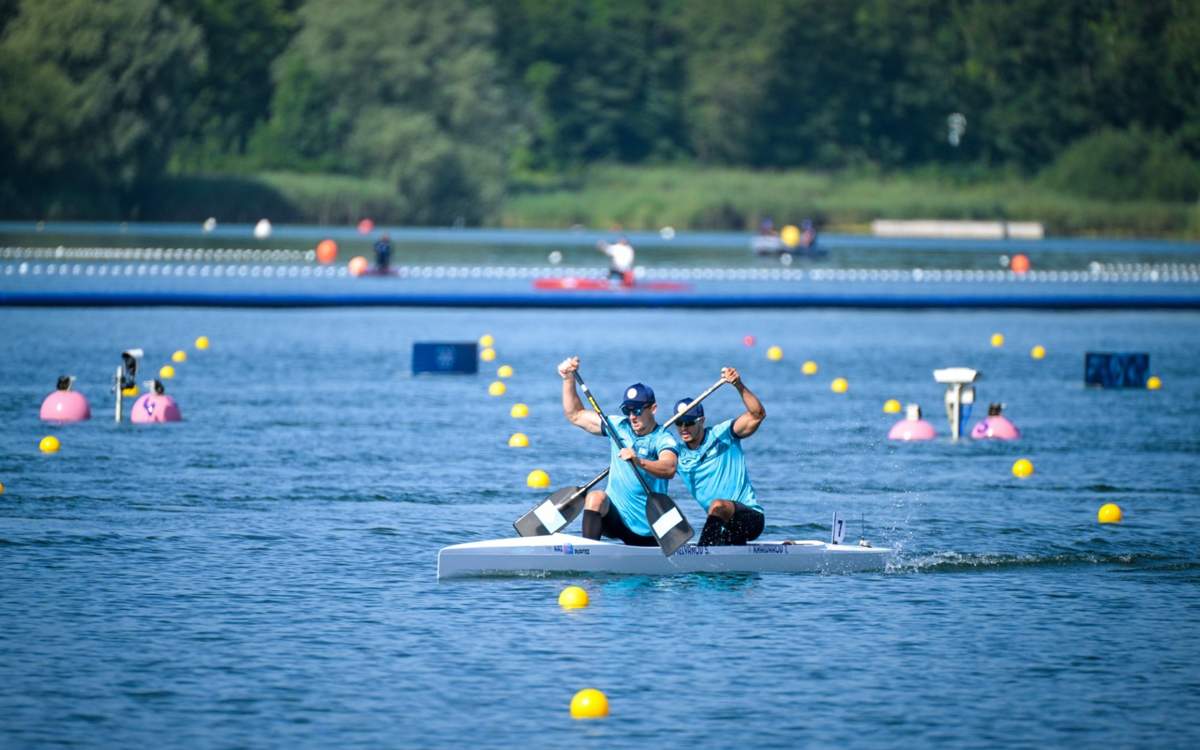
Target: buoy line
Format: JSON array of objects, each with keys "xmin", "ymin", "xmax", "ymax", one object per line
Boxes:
[
  {"xmin": 0, "ymin": 246, "xmax": 313, "ymax": 263},
  {"xmin": 3, "ymin": 261, "xmax": 346, "ymax": 278},
  {"xmin": 2, "ymin": 260, "xmax": 1198, "ymax": 284}
]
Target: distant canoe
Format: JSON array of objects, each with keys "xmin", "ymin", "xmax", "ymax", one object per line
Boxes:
[
  {"xmin": 751, "ymin": 235, "xmax": 825, "ymax": 258},
  {"xmin": 533, "ymin": 277, "xmax": 691, "ymax": 292}
]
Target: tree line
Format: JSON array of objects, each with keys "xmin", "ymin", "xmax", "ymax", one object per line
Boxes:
[{"xmin": 1, "ymin": 0, "xmax": 1197, "ymax": 224}]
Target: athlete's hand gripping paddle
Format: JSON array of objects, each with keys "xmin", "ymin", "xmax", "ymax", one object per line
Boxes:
[
  {"xmin": 571, "ymin": 370, "xmax": 695, "ymax": 556},
  {"xmin": 513, "ymin": 378, "xmax": 725, "ymax": 539}
]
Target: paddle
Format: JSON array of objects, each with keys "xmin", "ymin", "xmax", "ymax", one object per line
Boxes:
[
  {"xmin": 513, "ymin": 377, "xmax": 725, "ymax": 539},
  {"xmin": 572, "ymin": 370, "xmax": 697, "ymax": 556},
  {"xmin": 513, "ymin": 468, "xmax": 607, "ymax": 538}
]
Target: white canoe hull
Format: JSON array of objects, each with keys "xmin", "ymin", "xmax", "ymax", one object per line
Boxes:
[{"xmin": 437, "ymin": 533, "xmax": 890, "ymax": 579}]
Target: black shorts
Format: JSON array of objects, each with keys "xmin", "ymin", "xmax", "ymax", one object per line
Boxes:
[
  {"xmin": 711, "ymin": 502, "xmax": 765, "ymax": 545},
  {"xmin": 602, "ymin": 507, "xmax": 659, "ymax": 547}
]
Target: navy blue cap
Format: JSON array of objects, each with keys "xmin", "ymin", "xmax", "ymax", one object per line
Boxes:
[
  {"xmin": 673, "ymin": 398, "xmax": 704, "ymax": 421},
  {"xmin": 621, "ymin": 383, "xmax": 655, "ymax": 409}
]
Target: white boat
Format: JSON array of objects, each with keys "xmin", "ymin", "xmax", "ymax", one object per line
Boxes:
[{"xmin": 436, "ymin": 533, "xmax": 890, "ymax": 579}]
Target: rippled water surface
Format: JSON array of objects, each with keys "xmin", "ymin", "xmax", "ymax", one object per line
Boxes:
[{"xmin": 3, "ymin": 306, "xmax": 1199, "ymax": 748}]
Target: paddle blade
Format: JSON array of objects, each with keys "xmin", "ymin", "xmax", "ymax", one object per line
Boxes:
[
  {"xmin": 513, "ymin": 487, "xmax": 584, "ymax": 537},
  {"xmin": 646, "ymin": 493, "xmax": 693, "ymax": 556}
]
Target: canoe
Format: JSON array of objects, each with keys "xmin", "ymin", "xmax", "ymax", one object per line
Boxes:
[
  {"xmin": 436, "ymin": 533, "xmax": 890, "ymax": 579},
  {"xmin": 532, "ymin": 277, "xmax": 691, "ymax": 292}
]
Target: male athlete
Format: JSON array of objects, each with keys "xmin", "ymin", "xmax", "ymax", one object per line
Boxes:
[
  {"xmin": 673, "ymin": 366, "xmax": 766, "ymax": 545},
  {"xmin": 558, "ymin": 356, "xmax": 678, "ymax": 545}
]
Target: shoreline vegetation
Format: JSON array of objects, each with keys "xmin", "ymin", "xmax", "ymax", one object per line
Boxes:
[
  {"xmin": 127, "ymin": 165, "xmax": 1199, "ymax": 239},
  {"xmin": 3, "ymin": 2, "xmax": 1198, "ymax": 239}
]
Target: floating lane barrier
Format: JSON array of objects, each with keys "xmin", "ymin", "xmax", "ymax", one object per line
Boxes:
[{"xmin": 3, "ymin": 251, "xmax": 1200, "ymax": 309}]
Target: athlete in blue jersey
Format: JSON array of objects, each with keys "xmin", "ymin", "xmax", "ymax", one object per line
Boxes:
[
  {"xmin": 558, "ymin": 356, "xmax": 678, "ymax": 545},
  {"xmin": 673, "ymin": 366, "xmax": 766, "ymax": 545}
]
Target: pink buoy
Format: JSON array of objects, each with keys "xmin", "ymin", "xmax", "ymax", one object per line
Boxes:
[
  {"xmin": 971, "ymin": 403, "xmax": 1020, "ymax": 440},
  {"xmin": 130, "ymin": 381, "xmax": 182, "ymax": 423},
  {"xmin": 40, "ymin": 377, "xmax": 91, "ymax": 423},
  {"xmin": 888, "ymin": 403, "xmax": 936, "ymax": 441}
]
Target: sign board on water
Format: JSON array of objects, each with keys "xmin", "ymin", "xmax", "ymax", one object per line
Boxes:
[
  {"xmin": 412, "ymin": 342, "xmax": 478, "ymax": 375},
  {"xmin": 1084, "ymin": 352, "xmax": 1149, "ymax": 388}
]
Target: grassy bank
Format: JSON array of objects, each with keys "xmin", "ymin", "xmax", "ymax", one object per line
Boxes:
[
  {"xmin": 501, "ymin": 165, "xmax": 1200, "ymax": 238},
  {"xmin": 128, "ymin": 165, "xmax": 1200, "ymax": 238}
]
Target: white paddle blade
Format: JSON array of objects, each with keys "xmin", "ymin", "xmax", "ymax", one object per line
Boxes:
[
  {"xmin": 534, "ymin": 499, "xmax": 568, "ymax": 534},
  {"xmin": 652, "ymin": 507, "xmax": 686, "ymax": 539}
]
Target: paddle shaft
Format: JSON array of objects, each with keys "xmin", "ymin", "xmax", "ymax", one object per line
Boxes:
[
  {"xmin": 575, "ymin": 373, "xmax": 662, "ymax": 495},
  {"xmin": 513, "ymin": 376, "xmax": 725, "ymax": 537}
]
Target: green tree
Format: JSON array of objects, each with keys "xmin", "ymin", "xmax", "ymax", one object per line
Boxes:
[
  {"xmin": 494, "ymin": 0, "xmax": 687, "ymax": 169},
  {"xmin": 166, "ymin": 0, "xmax": 299, "ymax": 157},
  {"xmin": 259, "ymin": 0, "xmax": 512, "ymax": 224},
  {"xmin": 0, "ymin": 0, "xmax": 205, "ymax": 215}
]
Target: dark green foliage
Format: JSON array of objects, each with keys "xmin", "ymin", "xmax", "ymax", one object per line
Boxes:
[
  {"xmin": 1041, "ymin": 129, "xmax": 1200, "ymax": 202},
  {"xmin": 0, "ymin": 0, "xmax": 205, "ymax": 216},
  {"xmin": 166, "ymin": 0, "xmax": 299, "ymax": 159},
  {"xmin": 256, "ymin": 0, "xmax": 513, "ymax": 224},
  {"xmin": 1, "ymin": 0, "xmax": 1198, "ymax": 226}
]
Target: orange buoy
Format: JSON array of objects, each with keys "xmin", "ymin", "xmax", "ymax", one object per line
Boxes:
[{"xmin": 316, "ymin": 239, "xmax": 338, "ymax": 265}]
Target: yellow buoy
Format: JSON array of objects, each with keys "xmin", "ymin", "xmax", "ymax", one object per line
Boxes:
[
  {"xmin": 508, "ymin": 432, "xmax": 529, "ymax": 448},
  {"xmin": 195, "ymin": 336, "xmax": 210, "ymax": 350},
  {"xmin": 480, "ymin": 347, "xmax": 497, "ymax": 363},
  {"xmin": 802, "ymin": 360, "xmax": 818, "ymax": 375},
  {"xmin": 497, "ymin": 364, "xmax": 514, "ymax": 378},
  {"xmin": 558, "ymin": 585, "xmax": 589, "ymax": 609},
  {"xmin": 990, "ymin": 333, "xmax": 1004, "ymax": 348},
  {"xmin": 159, "ymin": 365, "xmax": 175, "ymax": 379},
  {"xmin": 479, "ymin": 334, "xmax": 494, "ymax": 348},
  {"xmin": 883, "ymin": 399, "xmax": 901, "ymax": 413},
  {"xmin": 831, "ymin": 377, "xmax": 848, "ymax": 394},
  {"xmin": 510, "ymin": 403, "xmax": 529, "ymax": 419},
  {"xmin": 766, "ymin": 345, "xmax": 783, "ymax": 361},
  {"xmin": 780, "ymin": 225, "xmax": 801, "ymax": 248},
  {"xmin": 1098, "ymin": 503, "xmax": 1123, "ymax": 524},
  {"xmin": 39, "ymin": 435, "xmax": 60, "ymax": 454},
  {"xmin": 1030, "ymin": 345, "xmax": 1046, "ymax": 360},
  {"xmin": 122, "ymin": 385, "xmax": 139, "ymax": 397},
  {"xmin": 570, "ymin": 688, "xmax": 609, "ymax": 720},
  {"xmin": 0, "ymin": 481, "xmax": 6, "ymax": 495},
  {"xmin": 1146, "ymin": 376, "xmax": 1162, "ymax": 390},
  {"xmin": 488, "ymin": 381, "xmax": 506, "ymax": 397},
  {"xmin": 1012, "ymin": 458, "xmax": 1034, "ymax": 478},
  {"xmin": 526, "ymin": 469, "xmax": 550, "ymax": 488},
  {"xmin": 172, "ymin": 350, "xmax": 187, "ymax": 363}
]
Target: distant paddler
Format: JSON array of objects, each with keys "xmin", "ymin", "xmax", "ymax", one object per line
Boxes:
[
  {"xmin": 558, "ymin": 356, "xmax": 679, "ymax": 546},
  {"xmin": 673, "ymin": 366, "xmax": 766, "ymax": 545},
  {"xmin": 373, "ymin": 233, "xmax": 393, "ymax": 274},
  {"xmin": 597, "ymin": 236, "xmax": 635, "ymax": 287}
]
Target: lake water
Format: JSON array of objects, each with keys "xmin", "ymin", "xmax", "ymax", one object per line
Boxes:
[{"xmin": 2, "ymin": 225, "xmax": 1199, "ymax": 748}]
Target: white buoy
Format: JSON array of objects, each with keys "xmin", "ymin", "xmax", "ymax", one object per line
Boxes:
[
  {"xmin": 203, "ymin": 217, "xmax": 217, "ymax": 233},
  {"xmin": 254, "ymin": 219, "xmax": 272, "ymax": 239}
]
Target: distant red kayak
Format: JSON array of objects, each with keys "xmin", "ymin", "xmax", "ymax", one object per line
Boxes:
[{"xmin": 533, "ymin": 277, "xmax": 690, "ymax": 292}]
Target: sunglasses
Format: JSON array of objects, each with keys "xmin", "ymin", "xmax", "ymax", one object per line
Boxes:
[
  {"xmin": 621, "ymin": 404, "xmax": 649, "ymax": 416},
  {"xmin": 677, "ymin": 418, "xmax": 701, "ymax": 428}
]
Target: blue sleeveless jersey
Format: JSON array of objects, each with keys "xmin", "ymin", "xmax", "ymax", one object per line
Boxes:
[
  {"xmin": 602, "ymin": 416, "xmax": 679, "ymax": 537},
  {"xmin": 675, "ymin": 419, "xmax": 761, "ymax": 514}
]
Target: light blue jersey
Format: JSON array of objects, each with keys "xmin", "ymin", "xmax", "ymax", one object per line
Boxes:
[
  {"xmin": 675, "ymin": 419, "xmax": 762, "ymax": 514},
  {"xmin": 602, "ymin": 416, "xmax": 680, "ymax": 537}
]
